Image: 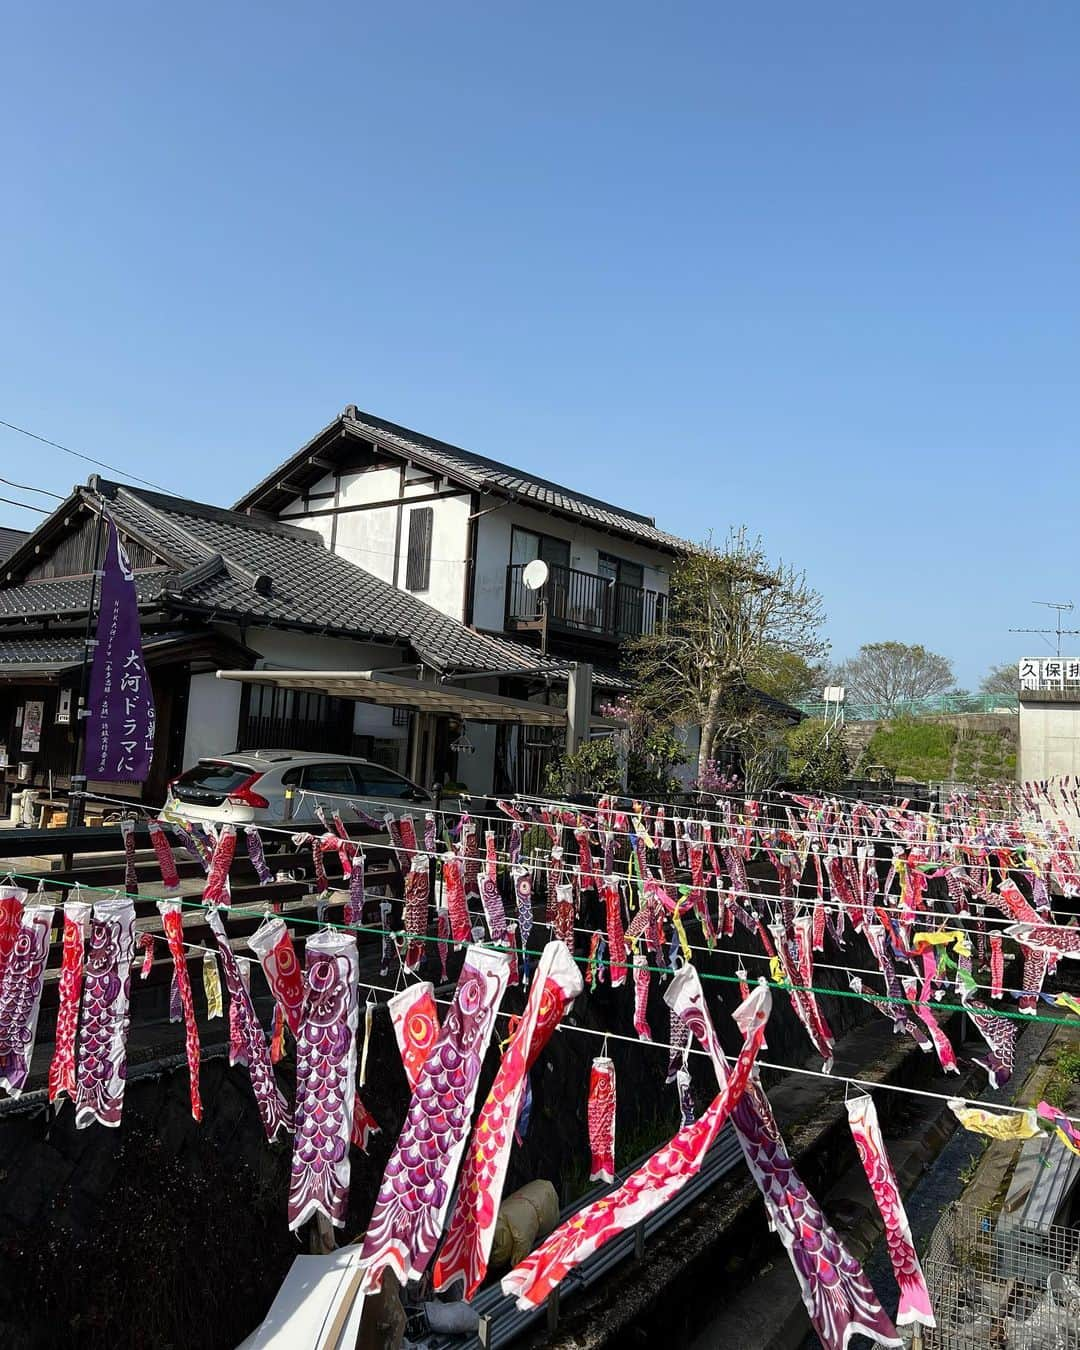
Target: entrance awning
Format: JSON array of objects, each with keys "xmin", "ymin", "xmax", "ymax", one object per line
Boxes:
[{"xmin": 215, "ymin": 668, "xmax": 569, "ymax": 726}]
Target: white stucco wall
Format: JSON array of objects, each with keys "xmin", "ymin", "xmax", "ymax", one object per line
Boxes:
[
  {"xmin": 279, "ymin": 464, "xmax": 471, "ymax": 621},
  {"xmin": 182, "ymin": 671, "xmax": 244, "ymax": 764},
  {"xmin": 1019, "ymin": 699, "xmax": 1080, "ymax": 781},
  {"xmin": 471, "ymin": 495, "xmax": 672, "ymax": 633}
]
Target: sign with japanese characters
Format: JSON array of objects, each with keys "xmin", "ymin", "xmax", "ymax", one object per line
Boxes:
[
  {"xmin": 1019, "ymin": 658, "xmax": 1080, "ymax": 688},
  {"xmin": 85, "ymin": 514, "xmax": 156, "ymax": 781}
]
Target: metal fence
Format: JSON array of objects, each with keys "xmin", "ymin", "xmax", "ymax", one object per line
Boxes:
[
  {"xmin": 796, "ymin": 692, "xmax": 1020, "ymax": 722},
  {"xmin": 922, "ymin": 1204, "xmax": 1080, "ymax": 1349}
]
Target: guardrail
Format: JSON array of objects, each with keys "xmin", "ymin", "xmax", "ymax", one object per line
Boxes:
[{"xmin": 796, "ymin": 692, "xmax": 1019, "ymax": 721}]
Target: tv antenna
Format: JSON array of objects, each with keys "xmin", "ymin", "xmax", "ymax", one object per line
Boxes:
[{"xmin": 1009, "ymin": 601, "xmax": 1080, "ymax": 657}]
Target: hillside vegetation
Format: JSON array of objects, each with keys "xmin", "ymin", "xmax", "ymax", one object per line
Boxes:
[{"xmin": 862, "ymin": 716, "xmax": 1016, "ymax": 783}]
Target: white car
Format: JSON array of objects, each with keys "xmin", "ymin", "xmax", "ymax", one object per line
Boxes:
[{"xmin": 164, "ymin": 750, "xmax": 433, "ymax": 831}]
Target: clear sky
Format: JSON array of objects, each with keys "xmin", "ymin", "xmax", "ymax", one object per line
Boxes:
[{"xmin": 2, "ymin": 3, "xmax": 1076, "ymax": 687}]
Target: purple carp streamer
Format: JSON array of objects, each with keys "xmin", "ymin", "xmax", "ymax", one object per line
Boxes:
[
  {"xmin": 479, "ymin": 872, "xmax": 509, "ymax": 944},
  {"xmin": 667, "ymin": 967, "xmax": 901, "ymax": 1350},
  {"xmin": 0, "ymin": 906, "xmax": 55, "ymax": 1096},
  {"xmin": 846, "ymin": 1094, "xmax": 934, "ymax": 1329},
  {"xmin": 207, "ymin": 909, "xmax": 291, "ymax": 1141},
  {"xmin": 74, "ymin": 899, "xmax": 136, "ymax": 1129},
  {"xmin": 359, "ymin": 945, "xmax": 511, "ymax": 1293},
  {"xmin": 289, "ymin": 930, "xmax": 359, "ymax": 1230}
]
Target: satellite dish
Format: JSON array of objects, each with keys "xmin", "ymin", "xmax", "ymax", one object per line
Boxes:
[{"xmin": 521, "ymin": 558, "xmax": 550, "ymax": 591}]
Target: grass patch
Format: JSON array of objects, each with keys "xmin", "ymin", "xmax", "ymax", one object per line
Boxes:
[
  {"xmin": 865, "ymin": 718, "xmax": 958, "ymax": 781},
  {"xmin": 1044, "ymin": 1044, "xmax": 1080, "ymax": 1110}
]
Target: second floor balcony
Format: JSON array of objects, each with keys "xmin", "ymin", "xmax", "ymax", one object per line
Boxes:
[{"xmin": 505, "ymin": 561, "xmax": 666, "ymax": 643}]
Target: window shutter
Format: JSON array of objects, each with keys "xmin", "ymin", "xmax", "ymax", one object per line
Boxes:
[{"xmin": 406, "ymin": 507, "xmax": 433, "ymax": 591}]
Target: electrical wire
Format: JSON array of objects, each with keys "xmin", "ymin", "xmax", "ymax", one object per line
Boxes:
[
  {"xmin": 0, "ymin": 476, "xmax": 63, "ymax": 500},
  {"xmin": 0, "ymin": 417, "xmax": 176, "ymax": 494}
]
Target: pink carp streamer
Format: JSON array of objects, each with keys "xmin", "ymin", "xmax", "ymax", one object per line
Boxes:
[
  {"xmin": 148, "ymin": 819, "xmax": 180, "ymax": 892},
  {"xmin": 119, "ymin": 818, "xmax": 139, "ymax": 895},
  {"xmin": 1005, "ymin": 922, "xmax": 1080, "ymax": 960},
  {"xmin": 289, "ymin": 930, "xmax": 359, "ymax": 1230},
  {"xmin": 159, "ymin": 901, "xmax": 203, "ymax": 1121},
  {"xmin": 0, "ymin": 906, "xmax": 55, "ymax": 1096},
  {"xmin": 352, "ymin": 1095, "xmax": 381, "ymax": 1151},
  {"xmin": 434, "ymin": 941, "xmax": 582, "ymax": 1298},
  {"xmin": 387, "ymin": 981, "xmax": 441, "ymax": 1091},
  {"xmin": 443, "ymin": 855, "xmax": 471, "ymax": 946},
  {"xmin": 601, "ymin": 876, "xmax": 627, "ymax": 987},
  {"xmin": 668, "ymin": 966, "xmax": 901, "ymax": 1350},
  {"xmin": 989, "ymin": 932, "xmax": 1004, "ymax": 999},
  {"xmin": 436, "ymin": 908, "xmax": 450, "ymax": 982},
  {"xmin": 138, "ymin": 931, "xmax": 154, "ymax": 979},
  {"xmin": 359, "ymin": 946, "xmax": 511, "ymax": 1293},
  {"xmin": 403, "ymin": 853, "xmax": 431, "ymax": 971},
  {"xmin": 846, "ymin": 1094, "xmax": 934, "ymax": 1329},
  {"xmin": 632, "ymin": 949, "xmax": 652, "ymax": 1041},
  {"xmin": 49, "ymin": 902, "xmax": 91, "ymax": 1105},
  {"xmin": 247, "ymin": 916, "xmax": 306, "ymax": 1035},
  {"xmin": 0, "ymin": 888, "xmax": 26, "ymax": 991},
  {"xmin": 501, "ymin": 984, "xmax": 771, "ymax": 1311},
  {"xmin": 552, "ymin": 882, "xmax": 575, "ymax": 948},
  {"xmin": 203, "ymin": 824, "xmax": 236, "ymax": 906},
  {"xmin": 74, "ymin": 899, "xmax": 136, "ymax": 1129},
  {"xmin": 208, "ymin": 909, "xmax": 290, "ymax": 1141},
  {"xmin": 588, "ymin": 1056, "xmax": 617, "ymax": 1184}
]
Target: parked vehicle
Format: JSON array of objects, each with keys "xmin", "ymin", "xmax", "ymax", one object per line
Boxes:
[{"xmin": 164, "ymin": 750, "xmax": 432, "ymax": 831}]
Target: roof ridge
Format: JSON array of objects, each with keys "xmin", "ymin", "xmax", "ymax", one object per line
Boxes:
[
  {"xmin": 345, "ymin": 409, "xmax": 659, "ymax": 526},
  {"xmin": 95, "ymin": 478, "xmax": 323, "ymax": 543}
]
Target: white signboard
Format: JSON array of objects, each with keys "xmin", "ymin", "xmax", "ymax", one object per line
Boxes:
[{"xmin": 1020, "ymin": 658, "xmax": 1080, "ymax": 688}]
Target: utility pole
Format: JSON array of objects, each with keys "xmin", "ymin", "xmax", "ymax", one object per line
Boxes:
[{"xmin": 1009, "ymin": 601, "xmax": 1080, "ymax": 658}]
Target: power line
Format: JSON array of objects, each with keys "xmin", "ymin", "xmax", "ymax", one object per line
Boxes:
[
  {"xmin": 0, "ymin": 494, "xmax": 49, "ymax": 516},
  {"xmin": 0, "ymin": 476, "xmax": 63, "ymax": 500},
  {"xmin": 0, "ymin": 417, "xmax": 175, "ymax": 495}
]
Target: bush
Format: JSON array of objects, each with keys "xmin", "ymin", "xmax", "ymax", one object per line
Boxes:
[
  {"xmin": 784, "ymin": 718, "xmax": 849, "ymax": 792},
  {"xmin": 544, "ymin": 736, "xmax": 624, "ymax": 797}
]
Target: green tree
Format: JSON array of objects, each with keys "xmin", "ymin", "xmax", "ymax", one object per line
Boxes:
[
  {"xmin": 631, "ymin": 529, "xmax": 827, "ymax": 782},
  {"xmin": 784, "ymin": 718, "xmax": 849, "ymax": 792},
  {"xmin": 980, "ymin": 661, "xmax": 1018, "ymax": 696}
]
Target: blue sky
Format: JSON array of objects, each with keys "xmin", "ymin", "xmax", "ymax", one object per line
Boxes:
[{"xmin": 1, "ymin": 3, "xmax": 1076, "ymax": 687}]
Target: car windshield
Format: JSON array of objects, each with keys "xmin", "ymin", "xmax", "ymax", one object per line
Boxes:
[
  {"xmin": 175, "ymin": 762, "xmax": 254, "ymax": 792},
  {"xmin": 301, "ymin": 764, "xmax": 359, "ymax": 797},
  {"xmin": 357, "ymin": 764, "xmax": 420, "ymax": 799}
]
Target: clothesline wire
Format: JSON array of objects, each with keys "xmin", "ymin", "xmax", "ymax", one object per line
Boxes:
[
  {"xmin": 138, "ymin": 920, "xmax": 1080, "ymax": 1134},
  {"xmin": 8, "ymin": 865, "xmax": 1080, "ymax": 1032},
  {"xmin": 513, "ymin": 781, "xmax": 1080, "ymax": 841},
  {"xmin": 61, "ymin": 789, "xmax": 1080, "ymax": 935},
  {"xmin": 75, "ymin": 893, "xmax": 1080, "ymax": 1132},
  {"xmin": 78, "ymin": 783, "xmax": 1080, "ymax": 882}
]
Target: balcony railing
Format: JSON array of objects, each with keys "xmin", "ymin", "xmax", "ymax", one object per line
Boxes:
[{"xmin": 505, "ymin": 562, "xmax": 665, "ymax": 641}]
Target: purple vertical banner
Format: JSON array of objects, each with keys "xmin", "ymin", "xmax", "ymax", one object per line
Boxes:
[{"xmin": 85, "ymin": 513, "xmax": 156, "ymax": 783}]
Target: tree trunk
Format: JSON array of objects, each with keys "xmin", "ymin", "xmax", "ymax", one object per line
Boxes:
[{"xmin": 698, "ymin": 684, "xmax": 723, "ymax": 780}]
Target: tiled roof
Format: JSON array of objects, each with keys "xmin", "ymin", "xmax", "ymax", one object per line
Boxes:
[
  {"xmin": 0, "ymin": 569, "xmax": 173, "ymax": 619},
  {"xmin": 0, "ymin": 527, "xmax": 29, "ymax": 565},
  {"xmin": 0, "ymin": 630, "xmax": 194, "ymax": 675},
  {"xmin": 234, "ymin": 408, "xmax": 688, "ymax": 553},
  {"xmin": 0, "ymin": 481, "xmax": 567, "ymax": 678}
]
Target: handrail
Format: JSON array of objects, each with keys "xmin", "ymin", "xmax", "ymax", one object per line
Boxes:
[
  {"xmin": 505, "ymin": 562, "xmax": 665, "ymax": 639},
  {"xmin": 796, "ymin": 692, "xmax": 1019, "ymax": 721}
]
